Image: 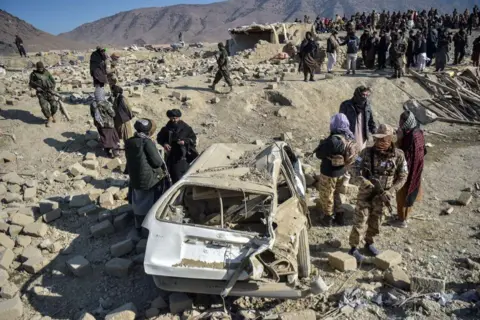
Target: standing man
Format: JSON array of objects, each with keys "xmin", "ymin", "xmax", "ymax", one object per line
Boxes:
[
  {"xmin": 111, "ymin": 85, "xmax": 134, "ymax": 144},
  {"xmin": 89, "ymin": 46, "xmax": 108, "ymax": 102},
  {"xmin": 14, "ymin": 35, "xmax": 27, "ymax": 57},
  {"xmin": 339, "ymin": 86, "xmax": 377, "ymax": 152},
  {"xmin": 436, "ymin": 28, "xmax": 451, "ymax": 71},
  {"xmin": 453, "ymin": 28, "xmax": 468, "ymax": 64},
  {"xmin": 377, "ymin": 30, "xmax": 390, "ymax": 70},
  {"xmin": 315, "ymin": 113, "xmax": 358, "ymax": 226},
  {"xmin": 326, "ymin": 30, "xmax": 339, "ymax": 73},
  {"xmin": 209, "ymin": 42, "xmax": 233, "ymax": 92},
  {"xmin": 360, "ymin": 30, "xmax": 370, "ymax": 68},
  {"xmin": 157, "ymin": 109, "xmax": 198, "ymax": 184},
  {"xmin": 90, "ymin": 94, "xmax": 120, "ymax": 158},
  {"xmin": 395, "ymin": 111, "xmax": 426, "ymax": 228},
  {"xmin": 390, "ymin": 32, "xmax": 407, "ymax": 78},
  {"xmin": 340, "ymin": 31, "xmax": 360, "ymax": 75},
  {"xmin": 416, "ymin": 31, "xmax": 428, "ymax": 71},
  {"xmin": 426, "ymin": 27, "xmax": 438, "ymax": 67},
  {"xmin": 298, "ymin": 32, "xmax": 318, "ymax": 81},
  {"xmin": 29, "ymin": 62, "xmax": 59, "ymax": 127},
  {"xmin": 471, "ymin": 35, "xmax": 480, "ymax": 67},
  {"xmin": 406, "ymin": 30, "xmax": 416, "ymax": 68},
  {"xmin": 348, "ymin": 124, "xmax": 408, "ymax": 261}
]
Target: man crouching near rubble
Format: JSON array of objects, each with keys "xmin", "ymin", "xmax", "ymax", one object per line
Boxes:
[{"xmin": 348, "ymin": 124, "xmax": 408, "ymax": 262}]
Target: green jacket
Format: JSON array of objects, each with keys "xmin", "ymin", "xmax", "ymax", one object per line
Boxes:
[
  {"xmin": 29, "ymin": 70, "xmax": 56, "ymax": 91},
  {"xmin": 217, "ymin": 48, "xmax": 229, "ymax": 69}
]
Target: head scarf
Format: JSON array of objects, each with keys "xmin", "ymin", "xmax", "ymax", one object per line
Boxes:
[
  {"xmin": 400, "ymin": 110, "xmax": 418, "ymax": 131},
  {"xmin": 352, "ymin": 86, "xmax": 370, "ymax": 107},
  {"xmin": 36, "ymin": 61, "xmax": 44, "ymax": 70},
  {"xmin": 330, "ymin": 113, "xmax": 354, "ymax": 139},
  {"xmin": 374, "ymin": 136, "xmax": 393, "ymax": 151},
  {"xmin": 166, "ymin": 109, "xmax": 182, "ymax": 118}
]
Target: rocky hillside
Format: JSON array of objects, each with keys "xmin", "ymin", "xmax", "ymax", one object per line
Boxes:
[
  {"xmin": 0, "ymin": 10, "xmax": 91, "ymax": 55},
  {"xmin": 59, "ymin": 0, "xmax": 459, "ymax": 46}
]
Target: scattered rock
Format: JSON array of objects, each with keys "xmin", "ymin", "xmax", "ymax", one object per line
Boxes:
[
  {"xmin": 106, "ymin": 158, "xmax": 122, "ymax": 170},
  {"xmin": 279, "ymin": 309, "xmax": 316, "ymax": 320},
  {"xmin": 0, "ymin": 249, "xmax": 14, "ymax": 270},
  {"xmin": 374, "ymin": 250, "xmax": 402, "ymax": 270},
  {"xmin": 69, "ymin": 163, "xmax": 86, "ymax": 177},
  {"xmin": 150, "ymin": 296, "xmax": 168, "ymax": 309},
  {"xmin": 1, "ymin": 172, "xmax": 25, "ymax": 185},
  {"xmin": 39, "ymin": 200, "xmax": 59, "ymax": 214},
  {"xmin": 328, "ymin": 251, "xmax": 357, "ymax": 271},
  {"xmin": 105, "ymin": 258, "xmax": 132, "ymax": 277},
  {"xmin": 43, "ymin": 208, "xmax": 62, "ymax": 223},
  {"xmin": 90, "ymin": 220, "xmax": 115, "ymax": 238},
  {"xmin": 0, "ymin": 282, "xmax": 19, "ymax": 299},
  {"xmin": 22, "ymin": 256, "xmax": 47, "ymax": 274},
  {"xmin": 457, "ymin": 192, "xmax": 473, "ymax": 206},
  {"xmin": 0, "ymin": 233, "xmax": 14, "ymax": 249},
  {"xmin": 105, "ymin": 302, "xmax": 137, "ymax": 320},
  {"xmin": 4, "ymin": 193, "xmax": 22, "ymax": 203},
  {"xmin": 411, "ymin": 276, "xmax": 445, "ymax": 293},
  {"xmin": 210, "ymin": 97, "xmax": 220, "ymax": 104},
  {"xmin": 66, "ymin": 255, "xmax": 91, "ymax": 277},
  {"xmin": 99, "ymin": 192, "xmax": 115, "ymax": 208},
  {"xmin": 23, "ymin": 187, "xmax": 37, "ymax": 201},
  {"xmin": 19, "ymin": 246, "xmax": 42, "ymax": 262},
  {"xmin": 0, "ymin": 295, "xmax": 23, "ymax": 320},
  {"xmin": 169, "ymin": 292, "xmax": 193, "ymax": 314},
  {"xmin": 83, "ymin": 160, "xmax": 99, "ymax": 170},
  {"xmin": 385, "ymin": 266, "xmax": 411, "ymax": 291},
  {"xmin": 69, "ymin": 194, "xmax": 92, "ymax": 208},
  {"xmin": 23, "ymin": 222, "xmax": 48, "ymax": 237},
  {"xmin": 144, "ymin": 308, "xmax": 159, "ymax": 319},
  {"xmin": 77, "ymin": 312, "xmax": 96, "ymax": 320},
  {"xmin": 110, "ymin": 239, "xmax": 134, "ymax": 257}
]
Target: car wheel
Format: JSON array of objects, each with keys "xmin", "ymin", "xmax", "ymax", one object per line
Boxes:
[{"xmin": 297, "ymin": 227, "xmax": 311, "ymax": 278}]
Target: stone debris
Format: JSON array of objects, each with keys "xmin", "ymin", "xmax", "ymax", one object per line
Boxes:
[
  {"xmin": 22, "ymin": 222, "xmax": 48, "ymax": 237},
  {"xmin": 113, "ymin": 212, "xmax": 132, "ymax": 231},
  {"xmin": 150, "ymin": 296, "xmax": 168, "ymax": 309},
  {"xmin": 99, "ymin": 192, "xmax": 115, "ymax": 208},
  {"xmin": 0, "ymin": 281, "xmax": 19, "ymax": 299},
  {"xmin": 22, "ymin": 256, "xmax": 47, "ymax": 274},
  {"xmin": 15, "ymin": 235, "xmax": 31, "ymax": 247},
  {"xmin": 328, "ymin": 251, "xmax": 357, "ymax": 271},
  {"xmin": 53, "ymin": 171, "xmax": 69, "ymax": 183},
  {"xmin": 4, "ymin": 193, "xmax": 22, "ymax": 203},
  {"xmin": 105, "ymin": 302, "xmax": 137, "ymax": 320},
  {"xmin": 42, "ymin": 208, "xmax": 62, "ymax": 223},
  {"xmin": 8, "ymin": 225, "xmax": 22, "ymax": 237},
  {"xmin": 0, "ymin": 269, "xmax": 9, "ymax": 287},
  {"xmin": 411, "ymin": 276, "xmax": 446, "ymax": 293},
  {"xmin": 1, "ymin": 172, "xmax": 25, "ymax": 185},
  {"xmin": 278, "ymin": 309, "xmax": 316, "ymax": 320},
  {"xmin": 77, "ymin": 203, "xmax": 98, "ymax": 216},
  {"xmin": 19, "ymin": 246, "xmax": 42, "ymax": 262},
  {"xmin": 0, "ymin": 233, "xmax": 15, "ymax": 249},
  {"xmin": 144, "ymin": 308, "xmax": 159, "ymax": 318},
  {"xmin": 66, "ymin": 255, "xmax": 91, "ymax": 277},
  {"xmin": 98, "ymin": 210, "xmax": 113, "ymax": 222},
  {"xmin": 169, "ymin": 292, "xmax": 193, "ymax": 314},
  {"xmin": 384, "ymin": 266, "xmax": 411, "ymax": 291},
  {"xmin": 23, "ymin": 187, "xmax": 37, "ymax": 201},
  {"xmin": 83, "ymin": 160, "xmax": 99, "ymax": 170},
  {"xmin": 110, "ymin": 239, "xmax": 134, "ymax": 257},
  {"xmin": 105, "ymin": 258, "xmax": 133, "ymax": 277},
  {"xmin": 69, "ymin": 194, "xmax": 92, "ymax": 208},
  {"xmin": 106, "ymin": 158, "xmax": 122, "ymax": 170},
  {"xmin": 77, "ymin": 312, "xmax": 96, "ymax": 320},
  {"xmin": 457, "ymin": 191, "xmax": 473, "ymax": 206},
  {"xmin": 85, "ymin": 152, "xmax": 96, "ymax": 161},
  {"xmin": 374, "ymin": 250, "xmax": 402, "ymax": 270},
  {"xmin": 39, "ymin": 199, "xmax": 59, "ymax": 214},
  {"xmin": 90, "ymin": 220, "xmax": 115, "ymax": 238},
  {"xmin": 0, "ymin": 249, "xmax": 14, "ymax": 270},
  {"xmin": 69, "ymin": 163, "xmax": 86, "ymax": 177},
  {"xmin": 0, "ymin": 295, "xmax": 23, "ymax": 320}
]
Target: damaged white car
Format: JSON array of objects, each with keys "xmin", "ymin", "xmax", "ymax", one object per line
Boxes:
[{"xmin": 142, "ymin": 142, "xmax": 315, "ymax": 298}]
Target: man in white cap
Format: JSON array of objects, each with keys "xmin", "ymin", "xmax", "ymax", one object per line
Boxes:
[{"xmin": 348, "ymin": 124, "xmax": 408, "ymax": 262}]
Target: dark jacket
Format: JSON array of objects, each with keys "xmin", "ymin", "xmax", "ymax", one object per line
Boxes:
[
  {"xmin": 125, "ymin": 135, "xmax": 164, "ymax": 190},
  {"xmin": 113, "ymin": 94, "xmax": 133, "ymax": 125},
  {"xmin": 378, "ymin": 35, "xmax": 390, "ymax": 52},
  {"xmin": 89, "ymin": 49, "xmax": 108, "ymax": 84},
  {"xmin": 315, "ymin": 134, "xmax": 347, "ymax": 177},
  {"xmin": 29, "ymin": 70, "xmax": 55, "ymax": 91},
  {"xmin": 340, "ymin": 35, "xmax": 360, "ymax": 54},
  {"xmin": 326, "ymin": 36, "xmax": 339, "ymax": 53},
  {"xmin": 339, "ymin": 99, "xmax": 377, "ymax": 140}
]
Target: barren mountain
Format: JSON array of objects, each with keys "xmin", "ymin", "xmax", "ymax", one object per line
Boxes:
[
  {"xmin": 0, "ymin": 9, "xmax": 91, "ymax": 55},
  {"xmin": 60, "ymin": 0, "xmax": 459, "ymax": 46}
]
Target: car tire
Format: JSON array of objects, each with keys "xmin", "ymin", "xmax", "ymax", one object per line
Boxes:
[{"xmin": 297, "ymin": 227, "xmax": 311, "ymax": 278}]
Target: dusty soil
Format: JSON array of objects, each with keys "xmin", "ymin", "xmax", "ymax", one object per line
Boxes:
[{"xmin": 1, "ymin": 45, "xmax": 480, "ymax": 320}]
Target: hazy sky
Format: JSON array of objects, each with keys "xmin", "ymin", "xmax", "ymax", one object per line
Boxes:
[{"xmin": 1, "ymin": 0, "xmax": 223, "ymax": 35}]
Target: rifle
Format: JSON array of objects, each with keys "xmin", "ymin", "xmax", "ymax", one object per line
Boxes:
[
  {"xmin": 38, "ymin": 88, "xmax": 71, "ymax": 121},
  {"xmin": 368, "ymin": 177, "xmax": 393, "ymax": 213}
]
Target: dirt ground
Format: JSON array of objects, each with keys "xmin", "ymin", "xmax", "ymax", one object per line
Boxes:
[{"xmin": 1, "ymin": 44, "xmax": 480, "ymax": 320}]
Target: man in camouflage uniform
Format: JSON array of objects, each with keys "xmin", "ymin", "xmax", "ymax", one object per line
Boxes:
[
  {"xmin": 390, "ymin": 31, "xmax": 407, "ymax": 78},
  {"xmin": 29, "ymin": 62, "xmax": 59, "ymax": 127},
  {"xmin": 209, "ymin": 42, "xmax": 233, "ymax": 92},
  {"xmin": 349, "ymin": 124, "xmax": 408, "ymax": 261}
]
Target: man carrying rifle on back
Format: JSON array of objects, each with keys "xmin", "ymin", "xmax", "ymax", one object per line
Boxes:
[
  {"xmin": 209, "ymin": 42, "xmax": 233, "ymax": 92},
  {"xmin": 348, "ymin": 124, "xmax": 408, "ymax": 262},
  {"xmin": 29, "ymin": 62, "xmax": 59, "ymax": 127}
]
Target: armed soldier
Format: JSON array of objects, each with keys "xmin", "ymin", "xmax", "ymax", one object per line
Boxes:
[
  {"xmin": 390, "ymin": 31, "xmax": 407, "ymax": 78},
  {"xmin": 348, "ymin": 124, "xmax": 408, "ymax": 262},
  {"xmin": 209, "ymin": 42, "xmax": 233, "ymax": 92},
  {"xmin": 29, "ymin": 62, "xmax": 59, "ymax": 127}
]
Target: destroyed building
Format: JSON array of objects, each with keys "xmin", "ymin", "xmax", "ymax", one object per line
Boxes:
[{"xmin": 227, "ymin": 23, "xmax": 314, "ymax": 56}]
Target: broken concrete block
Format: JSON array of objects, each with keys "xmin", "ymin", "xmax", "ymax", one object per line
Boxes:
[
  {"xmin": 8, "ymin": 225, "xmax": 22, "ymax": 237},
  {"xmin": 0, "ymin": 222, "xmax": 8, "ymax": 233},
  {"xmin": 77, "ymin": 203, "xmax": 98, "ymax": 216},
  {"xmin": 0, "ymin": 269, "xmax": 9, "ymax": 287},
  {"xmin": 53, "ymin": 171, "xmax": 69, "ymax": 183},
  {"xmin": 48, "ymin": 241, "xmax": 63, "ymax": 253},
  {"xmin": 23, "ymin": 222, "xmax": 48, "ymax": 237},
  {"xmin": 150, "ymin": 296, "xmax": 168, "ymax": 309},
  {"xmin": 83, "ymin": 169, "xmax": 99, "ymax": 180},
  {"xmin": 85, "ymin": 152, "xmax": 96, "ymax": 161},
  {"xmin": 10, "ymin": 213, "xmax": 34, "ymax": 226},
  {"xmin": 0, "ymin": 233, "xmax": 15, "ymax": 249},
  {"xmin": 82, "ymin": 160, "xmax": 99, "ymax": 170},
  {"xmin": 73, "ymin": 180, "xmax": 87, "ymax": 190},
  {"xmin": 69, "ymin": 194, "xmax": 92, "ymax": 208},
  {"xmin": 411, "ymin": 276, "xmax": 445, "ymax": 293},
  {"xmin": 279, "ymin": 309, "xmax": 316, "ymax": 320},
  {"xmin": 0, "ymin": 151, "xmax": 16, "ymax": 164},
  {"xmin": 106, "ymin": 158, "xmax": 122, "ymax": 170},
  {"xmin": 145, "ymin": 308, "xmax": 159, "ymax": 319},
  {"xmin": 280, "ymin": 132, "xmax": 293, "ymax": 141},
  {"xmin": 90, "ymin": 220, "xmax": 115, "ymax": 238},
  {"xmin": 328, "ymin": 252, "xmax": 357, "ymax": 271},
  {"xmin": 43, "ymin": 208, "xmax": 62, "ymax": 223},
  {"xmin": 1, "ymin": 172, "xmax": 25, "ymax": 185},
  {"xmin": 0, "ymin": 282, "xmax": 18, "ymax": 299},
  {"xmin": 169, "ymin": 292, "xmax": 193, "ymax": 314},
  {"xmin": 132, "ymin": 253, "xmax": 145, "ymax": 264},
  {"xmin": 22, "ymin": 256, "xmax": 47, "ymax": 274},
  {"xmin": 374, "ymin": 250, "xmax": 402, "ymax": 270},
  {"xmin": 105, "ymin": 258, "xmax": 133, "ymax": 277},
  {"xmin": 0, "ymin": 249, "xmax": 14, "ymax": 270},
  {"xmin": 0, "ymin": 184, "xmax": 6, "ymax": 196},
  {"xmin": 457, "ymin": 192, "xmax": 473, "ymax": 206},
  {"xmin": 23, "ymin": 187, "xmax": 37, "ymax": 201},
  {"xmin": 7, "ymin": 185, "xmax": 20, "ymax": 193},
  {"xmin": 113, "ymin": 212, "xmax": 132, "ymax": 231},
  {"xmin": 136, "ymin": 239, "xmax": 147, "ymax": 254},
  {"xmin": 15, "ymin": 235, "xmax": 31, "ymax": 247},
  {"xmin": 171, "ymin": 91, "xmax": 182, "ymax": 100},
  {"xmin": 99, "ymin": 192, "xmax": 115, "ymax": 207},
  {"xmin": 98, "ymin": 210, "xmax": 113, "ymax": 222},
  {"xmin": 4, "ymin": 193, "xmax": 22, "ymax": 203},
  {"xmin": 267, "ymin": 83, "xmax": 278, "ymax": 90},
  {"xmin": 69, "ymin": 163, "xmax": 86, "ymax": 177},
  {"xmin": 105, "ymin": 302, "xmax": 137, "ymax": 320},
  {"xmin": 385, "ymin": 266, "xmax": 411, "ymax": 291},
  {"xmin": 66, "ymin": 255, "xmax": 91, "ymax": 277},
  {"xmin": 0, "ymin": 295, "xmax": 23, "ymax": 320},
  {"xmin": 77, "ymin": 312, "xmax": 96, "ymax": 320},
  {"xmin": 210, "ymin": 97, "xmax": 220, "ymax": 104},
  {"xmin": 114, "ymin": 188, "xmax": 128, "ymax": 200},
  {"xmin": 19, "ymin": 246, "xmax": 42, "ymax": 262},
  {"xmin": 110, "ymin": 239, "xmax": 134, "ymax": 257},
  {"xmin": 39, "ymin": 199, "xmax": 59, "ymax": 214}
]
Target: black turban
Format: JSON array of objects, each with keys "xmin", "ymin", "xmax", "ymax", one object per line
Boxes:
[
  {"xmin": 166, "ymin": 109, "xmax": 182, "ymax": 118},
  {"xmin": 134, "ymin": 118, "xmax": 154, "ymax": 134},
  {"xmin": 36, "ymin": 61, "xmax": 44, "ymax": 69}
]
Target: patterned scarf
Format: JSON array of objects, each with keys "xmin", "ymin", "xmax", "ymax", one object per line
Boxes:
[{"xmin": 400, "ymin": 111, "xmax": 418, "ymax": 131}]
